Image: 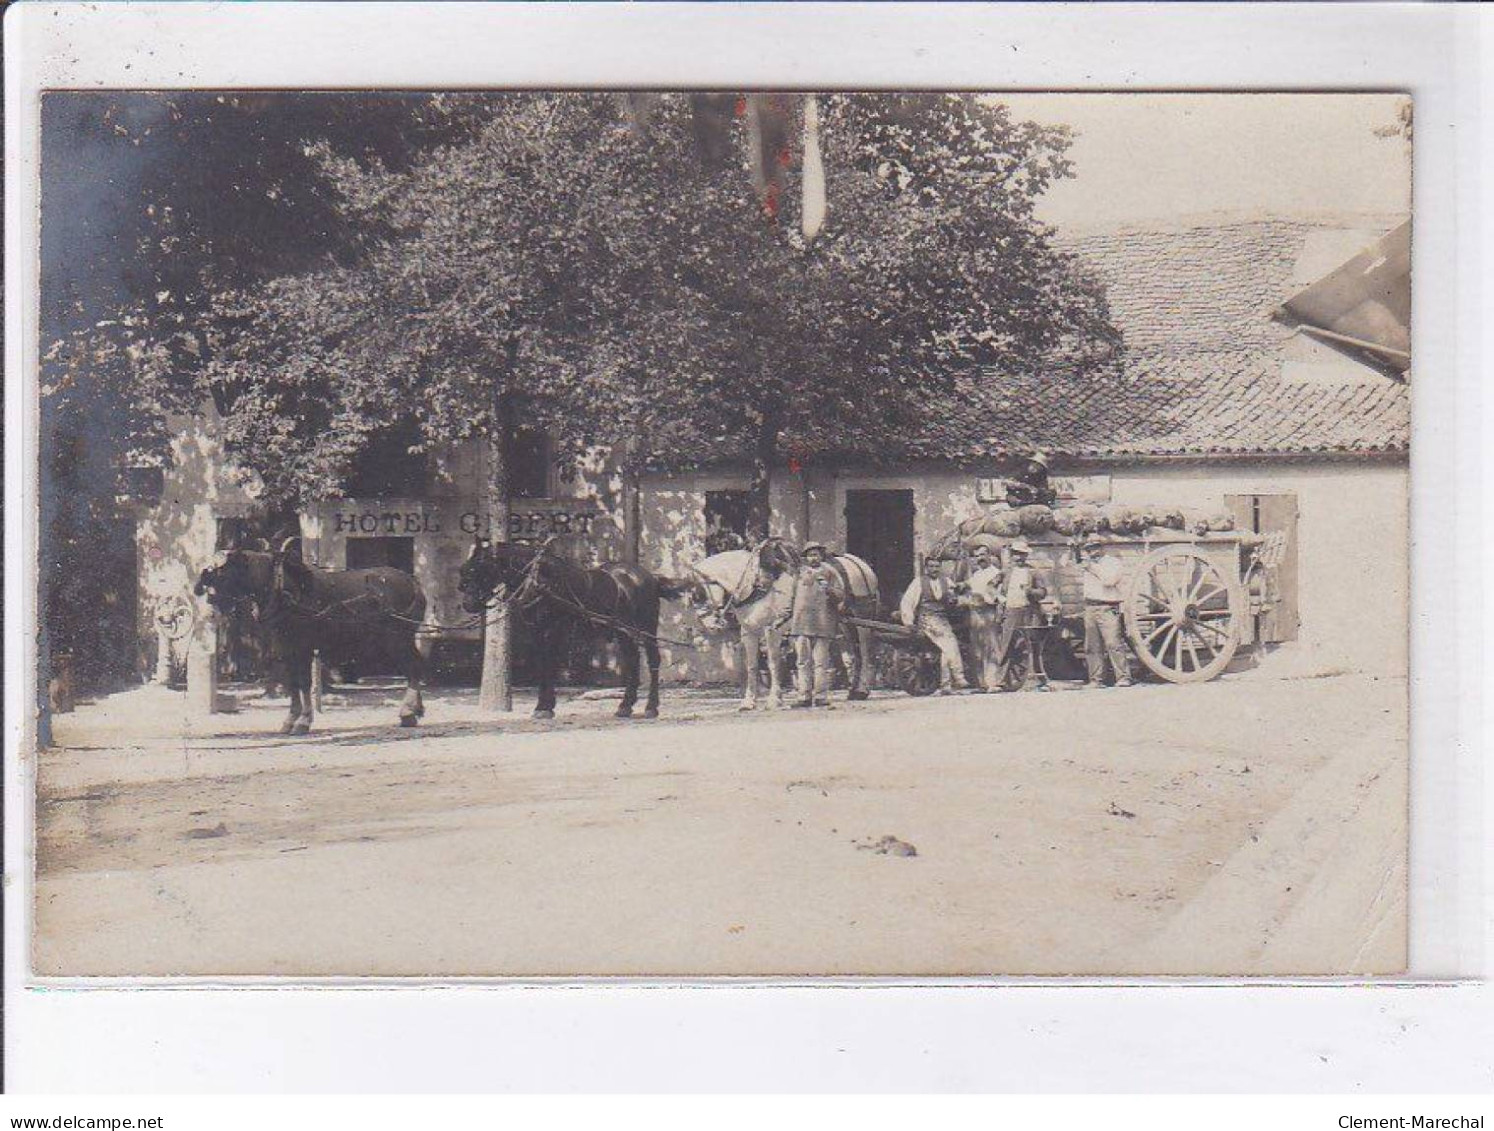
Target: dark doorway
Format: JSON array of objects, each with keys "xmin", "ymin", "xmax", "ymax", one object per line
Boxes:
[
  {"xmin": 346, "ymin": 536, "xmax": 416, "ymax": 575},
  {"xmin": 844, "ymin": 489, "xmax": 916, "ymax": 615}
]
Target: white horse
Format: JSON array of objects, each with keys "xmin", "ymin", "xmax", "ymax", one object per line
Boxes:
[{"xmin": 689, "ymin": 544, "xmax": 879, "ymax": 709}]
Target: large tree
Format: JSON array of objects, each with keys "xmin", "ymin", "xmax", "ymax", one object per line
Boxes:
[
  {"xmin": 124, "ymin": 92, "xmax": 1121, "ymax": 704},
  {"xmin": 39, "ymin": 93, "xmax": 482, "ymax": 693}
]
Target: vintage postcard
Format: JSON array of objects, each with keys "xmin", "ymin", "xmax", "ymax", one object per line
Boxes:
[{"xmin": 32, "ymin": 90, "xmax": 1410, "ymax": 977}]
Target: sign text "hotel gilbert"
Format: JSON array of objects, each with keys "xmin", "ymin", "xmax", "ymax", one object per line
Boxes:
[{"xmin": 333, "ymin": 506, "xmax": 601, "ymax": 540}]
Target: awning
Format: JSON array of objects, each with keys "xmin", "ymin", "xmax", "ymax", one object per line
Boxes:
[{"xmin": 1273, "ymin": 220, "xmax": 1410, "ymax": 377}]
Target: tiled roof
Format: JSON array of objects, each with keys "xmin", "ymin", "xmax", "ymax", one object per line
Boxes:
[
  {"xmin": 654, "ymin": 214, "xmax": 1411, "ymax": 470},
  {"xmin": 952, "ymin": 214, "xmax": 1411, "ymax": 459}
]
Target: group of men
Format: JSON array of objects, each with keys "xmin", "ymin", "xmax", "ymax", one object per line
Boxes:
[
  {"xmin": 777, "ymin": 539, "xmax": 1134, "ymax": 708},
  {"xmin": 897, "ymin": 536, "xmax": 1134, "ymax": 695},
  {"xmin": 771, "ymin": 453, "xmax": 1135, "ymax": 705}
]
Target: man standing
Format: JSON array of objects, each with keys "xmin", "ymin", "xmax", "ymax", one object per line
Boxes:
[
  {"xmin": 1002, "ymin": 451, "xmax": 1059, "ymax": 508},
  {"xmin": 788, "ymin": 542, "xmax": 844, "ymax": 708},
  {"xmin": 898, "ymin": 553, "xmax": 968, "ymax": 694},
  {"xmin": 990, "ymin": 538, "xmax": 1046, "ymax": 690},
  {"xmin": 1081, "ymin": 535, "xmax": 1134, "ymax": 688},
  {"xmin": 963, "ymin": 543, "xmax": 1005, "ymax": 692}
]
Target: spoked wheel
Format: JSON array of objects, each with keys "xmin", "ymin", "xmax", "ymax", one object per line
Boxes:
[
  {"xmin": 893, "ymin": 648, "xmax": 941, "ymax": 697},
  {"xmin": 998, "ymin": 635, "xmax": 1032, "ymax": 692},
  {"xmin": 1124, "ymin": 547, "xmax": 1244, "ymax": 683}
]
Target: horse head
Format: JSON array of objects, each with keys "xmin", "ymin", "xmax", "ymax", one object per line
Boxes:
[
  {"xmin": 758, "ymin": 537, "xmax": 799, "ymax": 578},
  {"xmin": 193, "ymin": 547, "xmax": 273, "ymax": 616},
  {"xmin": 458, "ymin": 537, "xmax": 536, "ymax": 614}
]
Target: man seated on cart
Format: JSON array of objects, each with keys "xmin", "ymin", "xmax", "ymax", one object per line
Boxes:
[
  {"xmin": 898, "ymin": 553, "xmax": 969, "ymax": 695},
  {"xmin": 1001, "ymin": 451, "xmax": 1058, "ymax": 509}
]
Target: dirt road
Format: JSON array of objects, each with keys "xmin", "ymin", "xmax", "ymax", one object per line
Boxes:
[{"xmin": 33, "ymin": 673, "xmax": 1406, "ymax": 976}]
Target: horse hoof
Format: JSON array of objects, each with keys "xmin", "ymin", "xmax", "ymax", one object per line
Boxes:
[
  {"xmin": 615, "ymin": 707, "xmax": 634, "ymax": 719},
  {"xmin": 291, "ymin": 722, "xmax": 311, "ymax": 736},
  {"xmin": 738, "ymin": 701, "xmax": 757, "ymax": 712},
  {"xmin": 399, "ymin": 715, "xmax": 418, "ymax": 728},
  {"xmin": 848, "ymin": 690, "xmax": 871, "ymax": 702},
  {"xmin": 279, "ymin": 721, "xmax": 296, "ymax": 735},
  {"xmin": 533, "ymin": 709, "xmax": 555, "ymax": 720},
  {"xmin": 643, "ymin": 708, "xmax": 658, "ymax": 719}
]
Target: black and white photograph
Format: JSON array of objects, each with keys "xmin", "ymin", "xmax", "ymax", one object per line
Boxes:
[{"xmin": 32, "ymin": 88, "xmax": 1412, "ymax": 978}]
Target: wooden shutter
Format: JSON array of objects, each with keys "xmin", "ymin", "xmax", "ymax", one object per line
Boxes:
[{"xmin": 1226, "ymin": 493, "xmax": 1300, "ymax": 643}]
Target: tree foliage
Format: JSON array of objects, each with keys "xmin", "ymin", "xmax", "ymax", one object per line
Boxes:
[{"xmin": 199, "ymin": 92, "xmax": 1121, "ymax": 524}]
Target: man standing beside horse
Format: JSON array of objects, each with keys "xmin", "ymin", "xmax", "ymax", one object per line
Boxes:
[{"xmin": 788, "ymin": 542, "xmax": 844, "ymax": 709}]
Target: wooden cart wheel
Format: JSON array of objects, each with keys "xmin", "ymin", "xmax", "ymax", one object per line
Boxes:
[
  {"xmin": 894, "ymin": 649, "xmax": 940, "ymax": 697},
  {"xmin": 999, "ymin": 633, "xmax": 1032, "ymax": 692},
  {"xmin": 1123, "ymin": 546, "xmax": 1243, "ymax": 683}
]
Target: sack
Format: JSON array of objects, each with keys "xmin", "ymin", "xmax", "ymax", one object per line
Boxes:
[
  {"xmin": 1018, "ymin": 504, "xmax": 1055, "ymax": 535},
  {"xmin": 981, "ymin": 511, "xmax": 1023, "ymax": 538},
  {"xmin": 964, "ymin": 532, "xmax": 1009, "ymax": 554},
  {"xmin": 1050, "ymin": 508, "xmax": 1079, "ymax": 536},
  {"xmin": 1069, "ymin": 503, "xmax": 1102, "ymax": 535},
  {"xmin": 1101, "ymin": 504, "xmax": 1145, "ymax": 535}
]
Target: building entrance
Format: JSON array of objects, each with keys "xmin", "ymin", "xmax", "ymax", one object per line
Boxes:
[{"xmin": 844, "ymin": 489, "xmax": 916, "ymax": 615}]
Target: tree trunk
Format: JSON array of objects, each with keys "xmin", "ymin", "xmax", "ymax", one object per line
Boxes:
[
  {"xmin": 479, "ymin": 394, "xmax": 515, "ymax": 712},
  {"xmin": 622, "ymin": 451, "xmax": 643, "ymax": 566},
  {"xmin": 747, "ymin": 414, "xmax": 779, "ymax": 541}
]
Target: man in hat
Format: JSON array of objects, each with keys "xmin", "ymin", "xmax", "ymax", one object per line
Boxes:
[
  {"xmin": 788, "ymin": 541, "xmax": 844, "ymax": 708},
  {"xmin": 1081, "ymin": 534, "xmax": 1134, "ymax": 688},
  {"xmin": 1002, "ymin": 451, "xmax": 1058, "ymax": 509},
  {"xmin": 990, "ymin": 538, "xmax": 1047, "ymax": 690},
  {"xmin": 898, "ymin": 553, "xmax": 968, "ymax": 694},
  {"xmin": 962, "ymin": 543, "xmax": 1005, "ymax": 692}
]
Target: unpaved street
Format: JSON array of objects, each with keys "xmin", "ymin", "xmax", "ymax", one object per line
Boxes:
[{"xmin": 34, "ymin": 673, "xmax": 1406, "ymax": 977}]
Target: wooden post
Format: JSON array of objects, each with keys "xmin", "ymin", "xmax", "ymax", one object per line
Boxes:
[{"xmin": 479, "ymin": 393, "xmax": 514, "ymax": 713}]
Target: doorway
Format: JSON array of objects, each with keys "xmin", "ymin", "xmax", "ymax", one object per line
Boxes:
[
  {"xmin": 844, "ymin": 489, "xmax": 916, "ymax": 614},
  {"xmin": 346, "ymin": 536, "xmax": 416, "ymax": 575}
]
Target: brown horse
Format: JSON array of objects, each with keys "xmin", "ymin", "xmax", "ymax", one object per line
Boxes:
[
  {"xmin": 458, "ymin": 537, "xmax": 686, "ymax": 720},
  {"xmin": 194, "ymin": 539, "xmax": 431, "ymax": 734}
]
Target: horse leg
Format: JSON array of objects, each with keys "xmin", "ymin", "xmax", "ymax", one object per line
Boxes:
[
  {"xmin": 738, "ymin": 622, "xmax": 761, "ymax": 710},
  {"xmin": 279, "ymin": 649, "xmax": 301, "ymax": 734},
  {"xmin": 642, "ymin": 636, "xmax": 660, "ymax": 719},
  {"xmin": 848, "ymin": 623, "xmax": 874, "ymax": 701},
  {"xmin": 765, "ymin": 622, "xmax": 786, "ymax": 709},
  {"xmin": 533, "ymin": 622, "xmax": 557, "ymax": 720},
  {"xmin": 291, "ymin": 649, "xmax": 314, "ymax": 735},
  {"xmin": 399, "ymin": 634, "xmax": 430, "ymax": 727},
  {"xmin": 615, "ymin": 632, "xmax": 639, "ymax": 718}
]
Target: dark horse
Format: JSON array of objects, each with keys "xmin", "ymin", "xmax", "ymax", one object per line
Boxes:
[
  {"xmin": 458, "ymin": 537, "xmax": 679, "ymax": 720},
  {"xmin": 194, "ymin": 539, "xmax": 431, "ymax": 734}
]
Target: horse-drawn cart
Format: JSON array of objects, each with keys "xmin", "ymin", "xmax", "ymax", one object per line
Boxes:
[
  {"xmin": 904, "ymin": 520, "xmax": 1289, "ymax": 688},
  {"xmin": 1018, "ymin": 528, "xmax": 1283, "ymax": 683}
]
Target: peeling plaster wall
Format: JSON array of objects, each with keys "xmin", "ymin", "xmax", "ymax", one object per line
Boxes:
[
  {"xmin": 134, "ymin": 409, "xmax": 263, "ymax": 673},
  {"xmin": 136, "ymin": 424, "xmax": 629, "ymax": 674}
]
